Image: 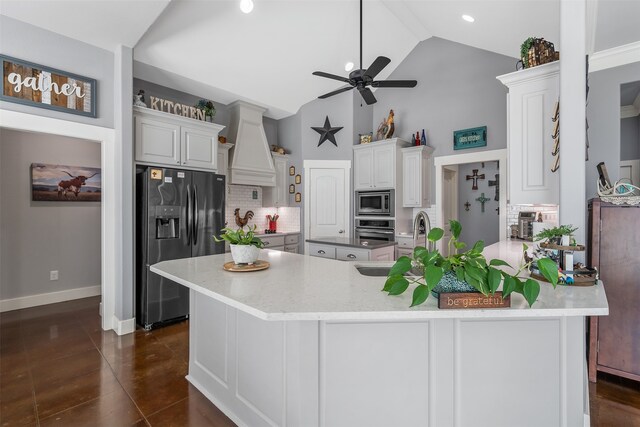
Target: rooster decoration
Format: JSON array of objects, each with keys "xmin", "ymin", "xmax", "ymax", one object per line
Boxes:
[{"xmin": 234, "ymin": 208, "xmax": 254, "ymax": 229}]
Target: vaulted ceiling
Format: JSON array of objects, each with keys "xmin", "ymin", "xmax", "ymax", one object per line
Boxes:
[{"xmin": 2, "ymin": 0, "xmax": 639, "ymax": 119}]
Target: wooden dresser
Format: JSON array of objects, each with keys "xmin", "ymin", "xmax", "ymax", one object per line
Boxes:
[{"xmin": 587, "ymin": 198, "xmax": 640, "ymax": 382}]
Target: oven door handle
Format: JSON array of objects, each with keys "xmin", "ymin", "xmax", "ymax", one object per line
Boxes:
[{"xmin": 355, "ymin": 228, "xmax": 394, "ymax": 234}]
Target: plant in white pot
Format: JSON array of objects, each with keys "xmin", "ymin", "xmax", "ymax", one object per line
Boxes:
[{"xmin": 215, "ymin": 226, "xmax": 265, "ymax": 265}]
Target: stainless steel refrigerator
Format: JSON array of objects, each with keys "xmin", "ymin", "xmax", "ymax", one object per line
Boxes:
[{"xmin": 136, "ymin": 166, "xmax": 225, "ymax": 329}]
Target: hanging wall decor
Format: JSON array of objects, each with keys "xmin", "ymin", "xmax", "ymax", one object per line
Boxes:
[
  {"xmin": 31, "ymin": 163, "xmax": 101, "ymax": 202},
  {"xmin": 295, "ymin": 174, "xmax": 301, "ymax": 185},
  {"xmin": 289, "ymin": 184, "xmax": 295, "ymax": 194},
  {"xmin": 311, "ymin": 116, "xmax": 343, "ymax": 147},
  {"xmin": 476, "ymin": 193, "xmax": 491, "ymax": 213},
  {"xmin": 295, "ymin": 192, "xmax": 301, "ymax": 203},
  {"xmin": 466, "ymin": 169, "xmax": 485, "ymax": 191},
  {"xmin": 488, "ymin": 174, "xmax": 500, "ymax": 201},
  {"xmin": 464, "ymin": 201, "xmax": 471, "ymax": 211},
  {"xmin": 289, "ymin": 166, "xmax": 295, "ymax": 176},
  {"xmin": 2, "ymin": 55, "xmax": 97, "ymax": 118},
  {"xmin": 453, "ymin": 126, "xmax": 487, "ymax": 150},
  {"xmin": 551, "ymin": 100, "xmax": 560, "ymax": 172}
]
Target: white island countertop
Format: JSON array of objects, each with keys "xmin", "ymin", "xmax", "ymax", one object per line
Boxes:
[{"xmin": 151, "ymin": 242, "xmax": 608, "ymax": 321}]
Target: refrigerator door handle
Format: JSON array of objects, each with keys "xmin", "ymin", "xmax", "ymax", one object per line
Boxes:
[
  {"xmin": 193, "ymin": 185, "xmax": 199, "ymax": 245},
  {"xmin": 186, "ymin": 184, "xmax": 192, "ymax": 245}
]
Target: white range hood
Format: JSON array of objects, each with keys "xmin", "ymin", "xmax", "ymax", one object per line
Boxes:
[{"xmin": 227, "ymin": 100, "xmax": 275, "ymax": 187}]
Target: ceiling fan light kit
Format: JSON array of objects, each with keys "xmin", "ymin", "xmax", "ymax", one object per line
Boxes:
[
  {"xmin": 312, "ymin": 0, "xmax": 417, "ymax": 105},
  {"xmin": 239, "ymin": 0, "xmax": 253, "ymax": 14}
]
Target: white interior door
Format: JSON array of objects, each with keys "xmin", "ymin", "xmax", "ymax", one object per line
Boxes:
[
  {"xmin": 442, "ymin": 166, "xmax": 458, "ymax": 255},
  {"xmin": 620, "ymin": 160, "xmax": 640, "ymax": 186},
  {"xmin": 304, "ymin": 161, "xmax": 351, "ymax": 250}
]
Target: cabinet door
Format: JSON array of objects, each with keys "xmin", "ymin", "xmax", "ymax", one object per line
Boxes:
[
  {"xmin": 373, "ymin": 144, "xmax": 395, "ymax": 188},
  {"xmin": 181, "ymin": 126, "xmax": 218, "ymax": 171},
  {"xmin": 217, "ymin": 146, "xmax": 228, "ymax": 177},
  {"xmin": 507, "ymin": 76, "xmax": 559, "ymax": 204},
  {"xmin": 135, "ymin": 115, "xmax": 180, "ymax": 165},
  {"xmin": 354, "ymin": 148, "xmax": 374, "ymax": 190},
  {"xmin": 264, "ymin": 155, "xmax": 288, "ymax": 207},
  {"xmin": 284, "ymin": 245, "xmax": 298, "ymax": 253},
  {"xmin": 403, "ymin": 150, "xmax": 421, "ymax": 207}
]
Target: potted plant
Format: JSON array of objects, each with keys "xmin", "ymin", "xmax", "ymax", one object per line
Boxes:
[
  {"xmin": 214, "ymin": 226, "xmax": 264, "ymax": 265},
  {"xmin": 196, "ymin": 99, "xmax": 216, "ymax": 122},
  {"xmin": 534, "ymin": 224, "xmax": 578, "ymax": 246},
  {"xmin": 384, "ymin": 220, "xmax": 559, "ymax": 308}
]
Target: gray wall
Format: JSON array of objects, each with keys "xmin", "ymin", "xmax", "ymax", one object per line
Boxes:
[
  {"xmin": 587, "ymin": 61, "xmax": 640, "ymax": 197},
  {"xmin": 133, "ymin": 79, "xmax": 279, "ymax": 145},
  {"xmin": 0, "ymin": 129, "xmax": 101, "ymax": 300},
  {"xmin": 457, "ymin": 161, "xmax": 500, "ymax": 247},
  {"xmin": 621, "ymin": 116, "xmax": 640, "ymax": 160},
  {"xmin": 0, "ymin": 15, "xmax": 115, "ymax": 129}
]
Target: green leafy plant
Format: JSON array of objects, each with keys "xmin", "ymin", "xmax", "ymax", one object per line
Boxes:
[
  {"xmin": 196, "ymin": 99, "xmax": 216, "ymax": 119},
  {"xmin": 534, "ymin": 224, "xmax": 578, "ymax": 242},
  {"xmin": 214, "ymin": 225, "xmax": 264, "ymax": 248},
  {"xmin": 520, "ymin": 37, "xmax": 535, "ymax": 68},
  {"xmin": 383, "ymin": 220, "xmax": 559, "ymax": 308}
]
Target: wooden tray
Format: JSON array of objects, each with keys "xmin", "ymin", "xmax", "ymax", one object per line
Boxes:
[
  {"xmin": 530, "ymin": 271, "xmax": 597, "ymax": 286},
  {"xmin": 539, "ymin": 243, "xmax": 585, "ymax": 251},
  {"xmin": 223, "ymin": 260, "xmax": 270, "ymax": 272}
]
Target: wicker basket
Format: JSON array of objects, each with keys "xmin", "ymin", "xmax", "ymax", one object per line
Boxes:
[{"xmin": 523, "ymin": 38, "xmax": 559, "ymax": 68}]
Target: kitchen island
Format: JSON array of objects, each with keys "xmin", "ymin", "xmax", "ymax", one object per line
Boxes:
[{"xmin": 151, "ymin": 246, "xmax": 608, "ymax": 427}]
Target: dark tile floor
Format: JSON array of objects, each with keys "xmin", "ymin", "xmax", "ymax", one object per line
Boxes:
[
  {"xmin": 0, "ymin": 296, "xmax": 235, "ymax": 426},
  {"xmin": 1, "ymin": 296, "xmax": 639, "ymax": 426}
]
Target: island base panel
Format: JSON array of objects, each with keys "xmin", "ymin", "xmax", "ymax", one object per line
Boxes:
[{"xmin": 188, "ymin": 290, "xmax": 588, "ymax": 427}]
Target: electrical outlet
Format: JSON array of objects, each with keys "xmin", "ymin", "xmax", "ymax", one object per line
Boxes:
[
  {"xmin": 50, "ymin": 270, "xmax": 59, "ymax": 281},
  {"xmin": 252, "ymin": 190, "xmax": 258, "ymax": 200}
]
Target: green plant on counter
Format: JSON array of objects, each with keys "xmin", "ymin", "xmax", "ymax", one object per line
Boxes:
[
  {"xmin": 534, "ymin": 224, "xmax": 578, "ymax": 242},
  {"xmin": 383, "ymin": 220, "xmax": 559, "ymax": 308},
  {"xmin": 214, "ymin": 225, "xmax": 264, "ymax": 248}
]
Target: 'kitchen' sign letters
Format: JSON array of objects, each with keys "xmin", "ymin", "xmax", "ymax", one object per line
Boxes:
[
  {"xmin": 1, "ymin": 55, "xmax": 97, "ymax": 118},
  {"xmin": 149, "ymin": 96, "xmax": 206, "ymax": 121}
]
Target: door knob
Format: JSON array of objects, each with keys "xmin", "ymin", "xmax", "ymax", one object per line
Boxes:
[{"xmin": 338, "ymin": 229, "xmax": 345, "ymax": 234}]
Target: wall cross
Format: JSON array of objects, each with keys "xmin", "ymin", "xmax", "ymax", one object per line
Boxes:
[
  {"xmin": 464, "ymin": 201, "xmax": 471, "ymax": 211},
  {"xmin": 488, "ymin": 174, "xmax": 499, "ymax": 201},
  {"xmin": 476, "ymin": 193, "xmax": 491, "ymax": 213},
  {"xmin": 466, "ymin": 169, "xmax": 485, "ymax": 190}
]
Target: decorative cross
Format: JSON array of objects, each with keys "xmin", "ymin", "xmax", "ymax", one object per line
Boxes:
[
  {"xmin": 464, "ymin": 201, "xmax": 471, "ymax": 211},
  {"xmin": 476, "ymin": 193, "xmax": 491, "ymax": 213},
  {"xmin": 488, "ymin": 174, "xmax": 499, "ymax": 201},
  {"xmin": 466, "ymin": 169, "xmax": 485, "ymax": 190}
]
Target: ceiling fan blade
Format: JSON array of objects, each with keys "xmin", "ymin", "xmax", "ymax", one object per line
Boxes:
[
  {"xmin": 372, "ymin": 80, "xmax": 418, "ymax": 88},
  {"xmin": 312, "ymin": 71, "xmax": 350, "ymax": 83},
  {"xmin": 318, "ymin": 86, "xmax": 355, "ymax": 99},
  {"xmin": 357, "ymin": 87, "xmax": 377, "ymax": 105},
  {"xmin": 363, "ymin": 56, "xmax": 391, "ymax": 80}
]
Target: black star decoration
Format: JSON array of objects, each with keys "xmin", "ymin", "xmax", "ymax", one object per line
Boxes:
[{"xmin": 311, "ymin": 116, "xmax": 343, "ymax": 147}]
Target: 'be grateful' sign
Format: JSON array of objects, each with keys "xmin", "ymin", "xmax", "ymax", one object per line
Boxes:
[
  {"xmin": 453, "ymin": 126, "xmax": 487, "ymax": 150},
  {"xmin": 1, "ymin": 55, "xmax": 96, "ymax": 118}
]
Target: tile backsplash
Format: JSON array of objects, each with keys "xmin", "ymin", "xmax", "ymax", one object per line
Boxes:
[{"xmin": 225, "ymin": 185, "xmax": 301, "ymax": 233}]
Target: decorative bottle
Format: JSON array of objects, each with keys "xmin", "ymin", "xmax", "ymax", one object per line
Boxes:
[
  {"xmin": 421, "ymin": 129, "xmax": 427, "ymax": 146},
  {"xmin": 415, "ymin": 131, "xmax": 420, "ymax": 146}
]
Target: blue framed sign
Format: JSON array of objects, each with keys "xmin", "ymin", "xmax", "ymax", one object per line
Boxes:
[
  {"xmin": 1, "ymin": 55, "xmax": 97, "ymax": 118},
  {"xmin": 453, "ymin": 126, "xmax": 487, "ymax": 150}
]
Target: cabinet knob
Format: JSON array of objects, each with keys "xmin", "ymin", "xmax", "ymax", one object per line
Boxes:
[
  {"xmin": 338, "ymin": 229, "xmax": 345, "ymax": 234},
  {"xmin": 318, "ymin": 250, "xmax": 325, "ymax": 254},
  {"xmin": 265, "ymin": 241, "xmax": 270, "ymax": 246},
  {"xmin": 347, "ymin": 254, "xmax": 356, "ymax": 259}
]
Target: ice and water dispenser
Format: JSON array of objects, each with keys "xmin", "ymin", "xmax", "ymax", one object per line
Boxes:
[{"xmin": 155, "ymin": 206, "xmax": 180, "ymax": 239}]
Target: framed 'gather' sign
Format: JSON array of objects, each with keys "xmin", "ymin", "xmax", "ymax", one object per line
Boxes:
[{"xmin": 1, "ymin": 55, "xmax": 97, "ymax": 118}]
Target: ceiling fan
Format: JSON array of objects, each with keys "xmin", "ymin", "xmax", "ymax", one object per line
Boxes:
[{"xmin": 312, "ymin": 0, "xmax": 417, "ymax": 105}]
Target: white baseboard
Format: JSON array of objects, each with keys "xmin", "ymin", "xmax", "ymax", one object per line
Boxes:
[
  {"xmin": 0, "ymin": 285, "xmax": 101, "ymax": 313},
  {"xmin": 112, "ymin": 315, "xmax": 136, "ymax": 335}
]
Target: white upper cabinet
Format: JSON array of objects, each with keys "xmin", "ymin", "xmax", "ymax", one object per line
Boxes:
[
  {"xmin": 263, "ymin": 153, "xmax": 289, "ymax": 207},
  {"xmin": 353, "ymin": 138, "xmax": 409, "ymax": 191},
  {"xmin": 497, "ymin": 62, "xmax": 559, "ymax": 205},
  {"xmin": 134, "ymin": 106, "xmax": 224, "ymax": 172},
  {"xmin": 401, "ymin": 146, "xmax": 433, "ymax": 207}
]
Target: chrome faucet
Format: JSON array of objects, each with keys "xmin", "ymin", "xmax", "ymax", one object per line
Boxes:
[{"xmin": 413, "ymin": 211, "xmax": 432, "ymax": 251}]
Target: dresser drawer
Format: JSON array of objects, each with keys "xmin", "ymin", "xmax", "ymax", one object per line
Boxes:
[
  {"xmin": 336, "ymin": 247, "xmax": 370, "ymax": 262},
  {"xmin": 285, "ymin": 234, "xmax": 300, "ymax": 245},
  {"xmin": 308, "ymin": 243, "xmax": 335, "ymax": 259},
  {"xmin": 261, "ymin": 236, "xmax": 285, "ymax": 248}
]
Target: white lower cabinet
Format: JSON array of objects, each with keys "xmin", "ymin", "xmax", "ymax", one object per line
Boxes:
[{"xmin": 308, "ymin": 243, "xmax": 395, "ymax": 261}]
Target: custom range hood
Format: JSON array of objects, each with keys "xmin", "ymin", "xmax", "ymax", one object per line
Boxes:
[{"xmin": 227, "ymin": 101, "xmax": 275, "ymax": 186}]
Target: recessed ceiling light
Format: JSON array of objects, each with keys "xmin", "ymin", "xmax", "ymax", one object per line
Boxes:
[
  {"xmin": 345, "ymin": 62, "xmax": 354, "ymax": 72},
  {"xmin": 462, "ymin": 14, "xmax": 475, "ymax": 23},
  {"xmin": 240, "ymin": 0, "xmax": 254, "ymax": 14}
]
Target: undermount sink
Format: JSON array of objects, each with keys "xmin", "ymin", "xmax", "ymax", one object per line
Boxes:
[{"xmin": 356, "ymin": 266, "xmax": 422, "ymax": 277}]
